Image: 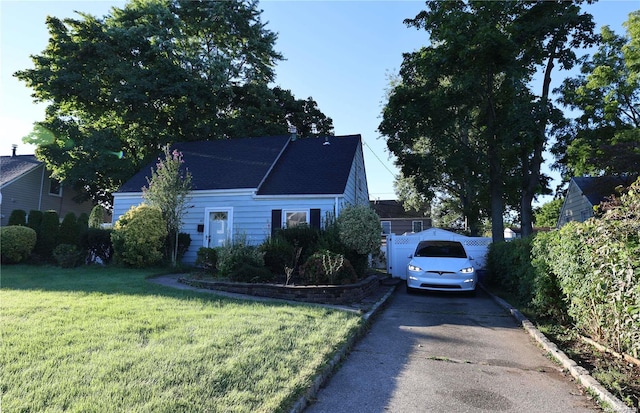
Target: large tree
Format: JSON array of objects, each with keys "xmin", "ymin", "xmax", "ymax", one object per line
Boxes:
[
  {"xmin": 379, "ymin": 1, "xmax": 596, "ymax": 241},
  {"xmin": 554, "ymin": 12, "xmax": 640, "ymax": 178},
  {"xmin": 16, "ymin": 0, "xmax": 333, "ymax": 207}
]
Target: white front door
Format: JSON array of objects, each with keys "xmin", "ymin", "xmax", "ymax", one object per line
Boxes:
[{"xmin": 204, "ymin": 208, "xmax": 232, "ymax": 247}]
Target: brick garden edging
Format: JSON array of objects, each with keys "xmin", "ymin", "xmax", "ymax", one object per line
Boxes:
[{"xmin": 178, "ymin": 275, "xmax": 380, "ymax": 305}]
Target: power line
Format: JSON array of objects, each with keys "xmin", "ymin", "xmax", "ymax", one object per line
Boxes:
[{"xmin": 362, "ymin": 139, "xmax": 397, "ymax": 178}]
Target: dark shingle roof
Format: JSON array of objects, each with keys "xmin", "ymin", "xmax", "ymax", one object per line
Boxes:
[
  {"xmin": 0, "ymin": 155, "xmax": 41, "ymax": 187},
  {"xmin": 370, "ymin": 200, "xmax": 428, "ymax": 218},
  {"xmin": 118, "ymin": 136, "xmax": 290, "ymax": 192},
  {"xmin": 257, "ymin": 135, "xmax": 361, "ymax": 195},
  {"xmin": 573, "ymin": 175, "xmax": 639, "ymax": 206}
]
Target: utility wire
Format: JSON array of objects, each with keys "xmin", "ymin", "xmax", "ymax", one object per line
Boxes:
[{"xmin": 362, "ymin": 139, "xmax": 397, "ymax": 178}]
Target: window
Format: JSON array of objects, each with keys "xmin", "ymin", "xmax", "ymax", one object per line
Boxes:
[
  {"xmin": 412, "ymin": 220, "xmax": 423, "ymax": 233},
  {"xmin": 381, "ymin": 221, "xmax": 391, "ymax": 235},
  {"xmin": 284, "ymin": 210, "xmax": 308, "ymax": 228},
  {"xmin": 49, "ymin": 179, "xmax": 62, "ymax": 196}
]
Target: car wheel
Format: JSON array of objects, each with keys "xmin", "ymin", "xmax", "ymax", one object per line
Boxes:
[{"xmin": 406, "ymin": 281, "xmax": 417, "ymax": 294}]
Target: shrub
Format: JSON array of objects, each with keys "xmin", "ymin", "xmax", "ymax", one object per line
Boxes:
[
  {"xmin": 53, "ymin": 244, "xmax": 81, "ymax": 268},
  {"xmin": 80, "ymin": 228, "xmax": 114, "ymax": 264},
  {"xmin": 89, "ymin": 205, "xmax": 106, "ymax": 228},
  {"xmin": 275, "ymin": 225, "xmax": 319, "ymax": 264},
  {"xmin": 36, "ymin": 211, "xmax": 59, "ymax": 260},
  {"xmin": 300, "ymin": 250, "xmax": 357, "ymax": 285},
  {"xmin": 27, "ymin": 210, "xmax": 43, "ymax": 234},
  {"xmin": 111, "ymin": 204, "xmax": 167, "ymax": 268},
  {"xmin": 177, "ymin": 232, "xmax": 191, "ymax": 262},
  {"xmin": 8, "ymin": 209, "xmax": 27, "ymax": 226},
  {"xmin": 196, "ymin": 247, "xmax": 218, "ymax": 272},
  {"xmin": 217, "ymin": 237, "xmax": 266, "ymax": 280},
  {"xmin": 337, "ymin": 204, "xmax": 381, "ymax": 255},
  {"xmin": 229, "ymin": 262, "xmax": 274, "ymax": 283},
  {"xmin": 486, "ymin": 237, "xmax": 536, "ymax": 303},
  {"xmin": 58, "ymin": 212, "xmax": 80, "ymax": 246},
  {"xmin": 77, "ymin": 212, "xmax": 90, "ymax": 233},
  {"xmin": 0, "ymin": 226, "xmax": 37, "ymax": 264},
  {"xmin": 260, "ymin": 235, "xmax": 295, "ymax": 275}
]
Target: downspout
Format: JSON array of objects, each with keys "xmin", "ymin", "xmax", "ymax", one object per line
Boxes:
[{"xmin": 38, "ymin": 165, "xmax": 45, "ymax": 210}]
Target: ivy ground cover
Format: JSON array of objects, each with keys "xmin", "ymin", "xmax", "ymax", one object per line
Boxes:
[{"xmin": 1, "ymin": 266, "xmax": 361, "ymax": 412}]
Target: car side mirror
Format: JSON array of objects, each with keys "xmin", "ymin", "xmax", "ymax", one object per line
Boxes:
[
  {"xmin": 408, "ymin": 254, "xmax": 413, "ymax": 259},
  {"xmin": 469, "ymin": 256, "xmax": 474, "ymax": 260}
]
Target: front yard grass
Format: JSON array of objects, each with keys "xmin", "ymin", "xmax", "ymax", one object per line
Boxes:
[{"xmin": 1, "ymin": 265, "xmax": 362, "ymax": 412}]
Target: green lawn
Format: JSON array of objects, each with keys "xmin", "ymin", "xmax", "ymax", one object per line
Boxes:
[{"xmin": 1, "ymin": 265, "xmax": 361, "ymax": 413}]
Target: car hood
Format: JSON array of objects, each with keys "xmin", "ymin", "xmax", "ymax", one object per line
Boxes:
[{"xmin": 409, "ymin": 257, "xmax": 473, "ymax": 272}]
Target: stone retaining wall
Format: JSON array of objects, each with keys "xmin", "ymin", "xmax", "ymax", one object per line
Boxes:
[{"xmin": 178, "ymin": 275, "xmax": 380, "ymax": 305}]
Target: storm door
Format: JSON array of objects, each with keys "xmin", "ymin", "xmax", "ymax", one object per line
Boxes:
[{"xmin": 204, "ymin": 208, "xmax": 233, "ymax": 247}]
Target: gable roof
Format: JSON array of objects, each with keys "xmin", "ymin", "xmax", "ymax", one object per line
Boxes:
[
  {"xmin": 118, "ymin": 135, "xmax": 362, "ymax": 195},
  {"xmin": 0, "ymin": 155, "xmax": 42, "ymax": 188},
  {"xmin": 572, "ymin": 175, "xmax": 639, "ymax": 206},
  {"xmin": 257, "ymin": 135, "xmax": 361, "ymax": 195},
  {"xmin": 370, "ymin": 200, "xmax": 428, "ymax": 219}
]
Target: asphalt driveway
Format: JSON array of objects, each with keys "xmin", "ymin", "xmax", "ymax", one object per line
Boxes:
[{"xmin": 305, "ymin": 287, "xmax": 600, "ymax": 413}]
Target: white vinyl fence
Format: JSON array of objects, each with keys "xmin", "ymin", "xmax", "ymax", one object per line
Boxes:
[{"xmin": 386, "ymin": 228, "xmax": 492, "ymax": 279}]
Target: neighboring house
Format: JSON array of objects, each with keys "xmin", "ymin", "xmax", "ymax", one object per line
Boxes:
[
  {"xmin": 370, "ymin": 199, "xmax": 431, "ymax": 235},
  {"xmin": 0, "ymin": 147, "xmax": 94, "ymax": 226},
  {"xmin": 557, "ymin": 175, "xmax": 638, "ymax": 228},
  {"xmin": 112, "ymin": 134, "xmax": 370, "ymax": 264}
]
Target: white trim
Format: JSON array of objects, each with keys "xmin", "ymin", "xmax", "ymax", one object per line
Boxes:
[
  {"xmin": 254, "ymin": 193, "xmax": 344, "ymax": 200},
  {"xmin": 0, "ymin": 162, "xmax": 42, "ymax": 190},
  {"xmin": 283, "ymin": 209, "xmax": 309, "ymax": 228},
  {"xmin": 115, "ymin": 188, "xmax": 256, "ymax": 198},
  {"xmin": 203, "ymin": 207, "xmax": 234, "ymax": 247}
]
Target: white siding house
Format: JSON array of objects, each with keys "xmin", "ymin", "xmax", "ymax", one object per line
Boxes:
[{"xmin": 112, "ymin": 135, "xmax": 370, "ymax": 264}]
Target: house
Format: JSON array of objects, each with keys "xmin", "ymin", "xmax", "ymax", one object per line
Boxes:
[
  {"xmin": 558, "ymin": 175, "xmax": 638, "ymax": 228},
  {"xmin": 112, "ymin": 134, "xmax": 370, "ymax": 264},
  {"xmin": 370, "ymin": 199, "xmax": 431, "ymax": 235},
  {"xmin": 0, "ymin": 146, "xmax": 94, "ymax": 226}
]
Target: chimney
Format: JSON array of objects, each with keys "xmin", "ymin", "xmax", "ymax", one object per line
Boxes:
[{"xmin": 11, "ymin": 144, "xmax": 17, "ymax": 157}]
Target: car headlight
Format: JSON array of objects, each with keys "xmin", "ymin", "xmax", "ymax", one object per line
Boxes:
[
  {"xmin": 408, "ymin": 264, "xmax": 422, "ymax": 272},
  {"xmin": 460, "ymin": 266, "xmax": 475, "ymax": 274}
]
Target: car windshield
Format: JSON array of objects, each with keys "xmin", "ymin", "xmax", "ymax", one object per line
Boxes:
[{"xmin": 414, "ymin": 241, "xmax": 467, "ymax": 258}]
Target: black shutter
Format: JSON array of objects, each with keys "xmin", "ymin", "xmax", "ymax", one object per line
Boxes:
[
  {"xmin": 271, "ymin": 209, "xmax": 282, "ymax": 236},
  {"xmin": 310, "ymin": 209, "xmax": 321, "ymax": 230}
]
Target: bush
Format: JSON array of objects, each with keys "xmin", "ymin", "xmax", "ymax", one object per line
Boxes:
[
  {"xmin": 486, "ymin": 237, "xmax": 537, "ymax": 303},
  {"xmin": 0, "ymin": 226, "xmax": 37, "ymax": 264},
  {"xmin": 337, "ymin": 204, "xmax": 381, "ymax": 255},
  {"xmin": 300, "ymin": 250, "xmax": 357, "ymax": 285},
  {"xmin": 177, "ymin": 232, "xmax": 191, "ymax": 262},
  {"xmin": 8, "ymin": 209, "xmax": 27, "ymax": 226},
  {"xmin": 80, "ymin": 228, "xmax": 114, "ymax": 264},
  {"xmin": 196, "ymin": 247, "xmax": 218, "ymax": 272},
  {"xmin": 89, "ymin": 205, "xmax": 106, "ymax": 228},
  {"xmin": 36, "ymin": 211, "xmax": 59, "ymax": 260},
  {"xmin": 260, "ymin": 236, "xmax": 296, "ymax": 275},
  {"xmin": 53, "ymin": 244, "xmax": 81, "ymax": 268},
  {"xmin": 229, "ymin": 262, "xmax": 274, "ymax": 283},
  {"xmin": 217, "ymin": 237, "xmax": 266, "ymax": 281},
  {"xmin": 59, "ymin": 212, "xmax": 80, "ymax": 246},
  {"xmin": 77, "ymin": 212, "xmax": 90, "ymax": 233},
  {"xmin": 275, "ymin": 225, "xmax": 319, "ymax": 264},
  {"xmin": 27, "ymin": 210, "xmax": 43, "ymax": 234},
  {"xmin": 111, "ymin": 205, "xmax": 167, "ymax": 268}
]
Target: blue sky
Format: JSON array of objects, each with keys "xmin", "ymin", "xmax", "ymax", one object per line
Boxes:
[{"xmin": 1, "ymin": 0, "xmax": 638, "ymax": 202}]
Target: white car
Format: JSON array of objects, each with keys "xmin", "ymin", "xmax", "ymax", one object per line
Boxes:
[{"xmin": 406, "ymin": 240, "xmax": 477, "ymax": 294}]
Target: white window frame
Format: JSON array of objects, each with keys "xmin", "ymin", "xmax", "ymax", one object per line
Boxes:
[
  {"xmin": 412, "ymin": 220, "xmax": 423, "ymax": 233},
  {"xmin": 381, "ymin": 221, "xmax": 391, "ymax": 235},
  {"xmin": 283, "ymin": 209, "xmax": 309, "ymax": 228}
]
